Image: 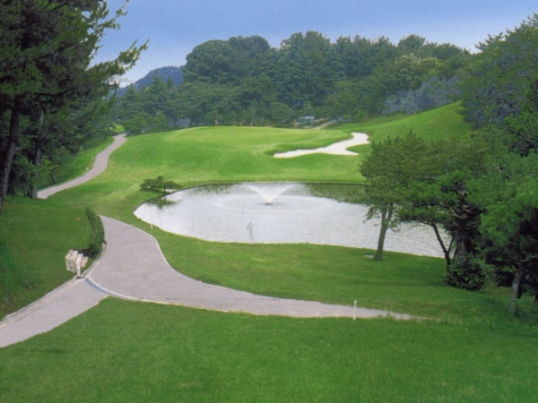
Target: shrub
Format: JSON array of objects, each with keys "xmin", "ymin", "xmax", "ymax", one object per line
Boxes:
[
  {"xmin": 85, "ymin": 208, "xmax": 105, "ymax": 259},
  {"xmin": 445, "ymin": 256, "xmax": 487, "ymax": 291}
]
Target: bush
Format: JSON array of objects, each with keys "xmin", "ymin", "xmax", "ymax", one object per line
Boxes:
[
  {"xmin": 445, "ymin": 257, "xmax": 487, "ymax": 291},
  {"xmin": 85, "ymin": 208, "xmax": 105, "ymax": 259}
]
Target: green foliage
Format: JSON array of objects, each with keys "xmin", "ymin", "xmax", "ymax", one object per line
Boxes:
[
  {"xmin": 445, "ymin": 256, "xmax": 487, "ymax": 290},
  {"xmin": 476, "ymin": 152, "xmax": 538, "ymax": 308},
  {"xmin": 504, "ymin": 73, "xmax": 538, "ymax": 155},
  {"xmin": 460, "ymin": 14, "xmax": 538, "ymax": 128},
  {"xmin": 140, "ymin": 176, "xmax": 182, "ymax": 194},
  {"xmin": 122, "ymin": 111, "xmax": 152, "ymax": 135},
  {"xmin": 382, "ymin": 76, "xmax": 461, "ymax": 115},
  {"xmin": 360, "ymin": 130, "xmax": 492, "ymax": 278},
  {"xmin": 0, "ymin": 0, "xmax": 146, "ymax": 212},
  {"xmin": 85, "ymin": 208, "xmax": 104, "ymax": 259},
  {"xmin": 113, "ymin": 31, "xmax": 470, "ymax": 128}
]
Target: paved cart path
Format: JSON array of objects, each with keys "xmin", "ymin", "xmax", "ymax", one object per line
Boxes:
[
  {"xmin": 89, "ymin": 217, "xmax": 413, "ymax": 319},
  {"xmin": 37, "ymin": 133, "xmax": 126, "ymax": 199},
  {"xmin": 0, "ymin": 217, "xmax": 414, "ymax": 348},
  {"xmin": 0, "ymin": 277, "xmax": 107, "ymax": 348}
]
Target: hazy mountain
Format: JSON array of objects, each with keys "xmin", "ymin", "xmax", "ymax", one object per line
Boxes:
[{"xmin": 117, "ymin": 66, "xmax": 183, "ymax": 96}]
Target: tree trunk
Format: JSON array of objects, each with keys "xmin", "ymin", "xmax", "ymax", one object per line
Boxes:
[
  {"xmin": 0, "ymin": 107, "xmax": 21, "ymax": 215},
  {"xmin": 452, "ymin": 219, "xmax": 468, "ymax": 262},
  {"xmin": 510, "ymin": 265, "xmax": 526, "ymax": 315},
  {"xmin": 430, "ymin": 222, "xmax": 452, "ymax": 269},
  {"xmin": 31, "ymin": 146, "xmax": 42, "ymax": 199},
  {"xmin": 374, "ymin": 205, "xmax": 393, "ymax": 261},
  {"xmin": 31, "ymin": 110, "xmax": 45, "ymax": 199}
]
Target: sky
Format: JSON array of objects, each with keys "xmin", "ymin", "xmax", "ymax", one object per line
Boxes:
[{"xmin": 94, "ymin": 0, "xmax": 537, "ymax": 85}]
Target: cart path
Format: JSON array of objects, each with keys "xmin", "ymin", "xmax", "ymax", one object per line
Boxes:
[
  {"xmin": 0, "ymin": 277, "xmax": 107, "ymax": 348},
  {"xmin": 0, "ymin": 217, "xmax": 415, "ymax": 347},
  {"xmin": 37, "ymin": 133, "xmax": 127, "ymax": 199},
  {"xmin": 87, "ymin": 217, "xmax": 413, "ymax": 319}
]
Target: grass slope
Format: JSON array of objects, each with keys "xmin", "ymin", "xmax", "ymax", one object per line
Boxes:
[{"xmin": 0, "ymin": 199, "xmax": 93, "ymax": 314}]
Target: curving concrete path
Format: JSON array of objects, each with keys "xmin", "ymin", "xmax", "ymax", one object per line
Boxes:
[
  {"xmin": 37, "ymin": 133, "xmax": 126, "ymax": 199},
  {"xmin": 89, "ymin": 217, "xmax": 413, "ymax": 319},
  {"xmin": 0, "ymin": 216, "xmax": 414, "ymax": 348}
]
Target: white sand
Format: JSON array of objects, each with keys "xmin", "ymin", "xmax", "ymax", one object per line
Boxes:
[{"xmin": 274, "ymin": 132, "xmax": 369, "ymax": 158}]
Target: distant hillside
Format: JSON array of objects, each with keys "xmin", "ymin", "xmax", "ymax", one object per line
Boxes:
[{"xmin": 117, "ymin": 66, "xmax": 183, "ymax": 96}]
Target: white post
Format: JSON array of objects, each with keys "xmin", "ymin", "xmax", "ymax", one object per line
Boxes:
[{"xmin": 353, "ymin": 300, "xmax": 357, "ymax": 321}]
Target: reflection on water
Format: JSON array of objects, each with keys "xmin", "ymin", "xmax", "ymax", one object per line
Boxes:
[{"xmin": 134, "ymin": 183, "xmax": 444, "ymax": 257}]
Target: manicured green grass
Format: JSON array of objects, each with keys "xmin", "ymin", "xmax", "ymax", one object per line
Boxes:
[
  {"xmin": 153, "ymin": 230, "xmax": 519, "ymax": 322},
  {"xmin": 338, "ymin": 102, "xmax": 471, "ymax": 142},
  {"xmin": 1, "ymin": 299, "xmax": 537, "ymax": 403},
  {"xmin": 47, "ymin": 126, "xmax": 366, "ymax": 219},
  {"xmin": 1, "ymin": 104, "xmax": 537, "ymax": 402}
]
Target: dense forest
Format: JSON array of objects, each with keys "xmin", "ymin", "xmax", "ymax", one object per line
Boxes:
[{"xmin": 113, "ymin": 32, "xmax": 469, "ymax": 133}]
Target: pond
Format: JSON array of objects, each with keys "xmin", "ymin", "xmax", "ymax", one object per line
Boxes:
[{"xmin": 134, "ymin": 183, "xmax": 443, "ymax": 257}]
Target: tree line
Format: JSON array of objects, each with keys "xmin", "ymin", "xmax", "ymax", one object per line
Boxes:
[
  {"xmin": 113, "ymin": 32, "xmax": 469, "ymax": 133},
  {"xmin": 361, "ymin": 14, "xmax": 538, "ymax": 314}
]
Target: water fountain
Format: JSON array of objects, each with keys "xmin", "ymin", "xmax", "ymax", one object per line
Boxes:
[
  {"xmin": 134, "ymin": 183, "xmax": 444, "ymax": 257},
  {"xmin": 243, "ymin": 183, "xmax": 297, "ymax": 205}
]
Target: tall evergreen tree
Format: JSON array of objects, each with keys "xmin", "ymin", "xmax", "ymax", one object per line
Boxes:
[{"xmin": 0, "ymin": 0, "xmax": 146, "ymax": 213}]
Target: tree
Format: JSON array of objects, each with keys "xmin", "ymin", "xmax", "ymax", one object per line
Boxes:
[
  {"xmin": 183, "ymin": 36, "xmax": 272, "ymax": 86},
  {"xmin": 460, "ymin": 14, "xmax": 538, "ymax": 128},
  {"xmin": 275, "ymin": 31, "xmax": 339, "ymax": 107},
  {"xmin": 396, "ymin": 137, "xmax": 491, "ymax": 290},
  {"xmin": 140, "ymin": 176, "xmax": 182, "ymax": 194},
  {"xmin": 0, "ymin": 0, "xmax": 146, "ymax": 214},
  {"xmin": 360, "ymin": 134, "xmax": 433, "ymax": 260},
  {"xmin": 397, "ymin": 34, "xmax": 426, "ymax": 54},
  {"xmin": 504, "ymin": 74, "xmax": 538, "ymax": 155},
  {"xmin": 477, "ymin": 153, "xmax": 538, "ymax": 313},
  {"xmin": 360, "ymin": 132, "xmax": 491, "ymax": 284}
]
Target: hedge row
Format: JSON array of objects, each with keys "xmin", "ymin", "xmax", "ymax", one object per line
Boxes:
[{"xmin": 85, "ymin": 208, "xmax": 105, "ymax": 259}]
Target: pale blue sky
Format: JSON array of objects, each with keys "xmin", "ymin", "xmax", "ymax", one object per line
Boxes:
[{"xmin": 96, "ymin": 0, "xmax": 537, "ymax": 84}]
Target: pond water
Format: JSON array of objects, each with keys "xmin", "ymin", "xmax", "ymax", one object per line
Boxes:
[{"xmin": 134, "ymin": 183, "xmax": 444, "ymax": 257}]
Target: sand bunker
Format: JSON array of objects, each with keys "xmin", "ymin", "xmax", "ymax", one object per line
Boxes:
[{"xmin": 274, "ymin": 132, "xmax": 369, "ymax": 158}]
